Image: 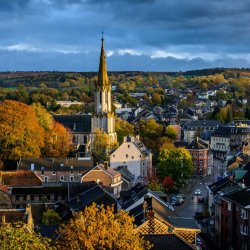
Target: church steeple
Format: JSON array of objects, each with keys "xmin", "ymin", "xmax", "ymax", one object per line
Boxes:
[
  {"xmin": 91, "ymin": 34, "xmax": 117, "ymax": 145},
  {"xmin": 97, "ymin": 35, "xmax": 110, "ymax": 91}
]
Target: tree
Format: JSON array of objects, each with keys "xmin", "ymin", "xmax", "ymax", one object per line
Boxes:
[
  {"xmin": 157, "ymin": 148, "xmax": 193, "ymax": 186},
  {"xmin": 92, "ymin": 128, "xmax": 114, "ymax": 161},
  {"xmin": 162, "ymin": 176, "xmax": 174, "ymax": 190},
  {"xmin": 31, "ymin": 103, "xmax": 54, "ymax": 131},
  {"xmin": 56, "ymin": 203, "xmax": 151, "ymax": 250},
  {"xmin": 0, "ymin": 223, "xmax": 52, "ymax": 250},
  {"xmin": 42, "ymin": 209, "xmax": 61, "ymax": 225},
  {"xmin": 147, "ymin": 180, "xmax": 161, "ymax": 191},
  {"xmin": 151, "ymin": 93, "xmax": 162, "ymax": 105},
  {"xmin": 0, "ymin": 100, "xmax": 44, "ymax": 161},
  {"xmin": 115, "ymin": 118, "xmax": 134, "ymax": 144},
  {"xmin": 43, "ymin": 122, "xmax": 72, "ymax": 157},
  {"xmin": 165, "ymin": 125, "xmax": 178, "ymax": 140}
]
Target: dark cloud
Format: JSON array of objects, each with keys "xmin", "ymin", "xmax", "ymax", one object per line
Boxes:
[{"xmin": 0, "ymin": 0, "xmax": 249, "ymax": 71}]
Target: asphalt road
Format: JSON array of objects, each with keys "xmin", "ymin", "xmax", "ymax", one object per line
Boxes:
[{"xmin": 174, "ymin": 174, "xmax": 214, "ymax": 218}]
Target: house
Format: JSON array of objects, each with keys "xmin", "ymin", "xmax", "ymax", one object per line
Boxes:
[
  {"xmin": 81, "ymin": 163, "xmax": 123, "ymax": 198},
  {"xmin": 207, "ymin": 176, "xmax": 238, "ymax": 216},
  {"xmin": 0, "ymin": 171, "xmax": 43, "ymax": 188},
  {"xmin": 186, "ymin": 137, "xmax": 211, "ymax": 176},
  {"xmin": 133, "ymin": 195, "xmax": 200, "ymax": 249},
  {"xmin": 17, "ymin": 158, "xmax": 94, "ymax": 183},
  {"xmin": 183, "ymin": 120, "xmax": 222, "ymax": 143},
  {"xmin": 55, "ymin": 100, "xmax": 85, "ymax": 107},
  {"xmin": 112, "ymin": 165, "xmax": 134, "ymax": 191},
  {"xmin": 67, "ymin": 182, "xmax": 119, "ymax": 212},
  {"xmin": 214, "ymin": 187, "xmax": 250, "ymax": 250},
  {"xmin": 211, "ymin": 122, "xmax": 250, "ymax": 157},
  {"xmin": 110, "ymin": 136, "xmax": 152, "ymax": 185},
  {"xmin": 0, "ymin": 205, "xmax": 33, "ymax": 230}
]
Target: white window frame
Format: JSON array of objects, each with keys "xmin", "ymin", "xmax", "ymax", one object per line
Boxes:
[{"xmin": 60, "ymin": 176, "xmax": 64, "ymax": 182}]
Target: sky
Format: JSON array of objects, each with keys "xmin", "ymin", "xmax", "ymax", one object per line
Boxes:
[{"xmin": 0, "ymin": 0, "xmax": 250, "ymax": 72}]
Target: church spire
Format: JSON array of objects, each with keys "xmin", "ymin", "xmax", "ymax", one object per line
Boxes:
[{"xmin": 97, "ymin": 34, "xmax": 109, "ymax": 90}]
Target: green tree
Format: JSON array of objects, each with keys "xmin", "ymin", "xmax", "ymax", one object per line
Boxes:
[
  {"xmin": 157, "ymin": 148, "xmax": 193, "ymax": 186},
  {"xmin": 115, "ymin": 118, "xmax": 135, "ymax": 144},
  {"xmin": 42, "ymin": 209, "xmax": 61, "ymax": 225},
  {"xmin": 92, "ymin": 128, "xmax": 115, "ymax": 161},
  {"xmin": 0, "ymin": 100, "xmax": 44, "ymax": 161},
  {"xmin": 56, "ymin": 203, "xmax": 151, "ymax": 250},
  {"xmin": 0, "ymin": 223, "xmax": 53, "ymax": 250}
]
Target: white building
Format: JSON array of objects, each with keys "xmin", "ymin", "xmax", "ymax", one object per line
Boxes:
[{"xmin": 109, "ymin": 136, "xmax": 152, "ymax": 186}]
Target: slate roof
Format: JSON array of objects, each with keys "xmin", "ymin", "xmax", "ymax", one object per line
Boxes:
[
  {"xmin": 18, "ymin": 158, "xmax": 94, "ymax": 171},
  {"xmin": 0, "ymin": 171, "xmax": 42, "ymax": 187},
  {"xmin": 144, "ymin": 234, "xmax": 194, "ymax": 250},
  {"xmin": 186, "ymin": 137, "xmax": 209, "ymax": 150},
  {"xmin": 53, "ymin": 114, "xmax": 91, "ymax": 133},
  {"xmin": 166, "ymin": 216, "xmax": 200, "ymax": 230},
  {"xmin": 68, "ymin": 182, "xmax": 117, "ymax": 212},
  {"xmin": 0, "ymin": 209, "xmax": 27, "ymax": 224},
  {"xmin": 208, "ymin": 177, "xmax": 236, "ymax": 194},
  {"xmin": 121, "ymin": 184, "xmax": 148, "ymax": 210},
  {"xmin": 183, "ymin": 120, "xmax": 222, "ymax": 130},
  {"xmin": 224, "ymin": 188, "xmax": 250, "ymax": 208},
  {"xmin": 38, "ymin": 225, "xmax": 59, "ymax": 239}
]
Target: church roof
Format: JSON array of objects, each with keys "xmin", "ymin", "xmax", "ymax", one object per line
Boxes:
[
  {"xmin": 53, "ymin": 114, "xmax": 91, "ymax": 133},
  {"xmin": 97, "ymin": 36, "xmax": 110, "ymax": 91}
]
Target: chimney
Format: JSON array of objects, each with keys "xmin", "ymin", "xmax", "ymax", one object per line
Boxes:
[{"xmin": 104, "ymin": 161, "xmax": 109, "ymax": 170}]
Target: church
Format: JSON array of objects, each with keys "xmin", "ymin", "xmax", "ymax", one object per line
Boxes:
[{"xmin": 54, "ymin": 36, "xmax": 117, "ymax": 155}]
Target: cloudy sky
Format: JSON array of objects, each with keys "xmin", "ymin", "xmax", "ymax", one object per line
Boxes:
[{"xmin": 0, "ymin": 0, "xmax": 250, "ymax": 71}]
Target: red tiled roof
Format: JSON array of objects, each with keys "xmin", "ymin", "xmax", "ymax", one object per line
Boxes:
[
  {"xmin": 0, "ymin": 183, "xmax": 9, "ymax": 194},
  {"xmin": 0, "ymin": 209, "xmax": 26, "ymax": 224},
  {"xmin": 1, "ymin": 171, "xmax": 42, "ymax": 187}
]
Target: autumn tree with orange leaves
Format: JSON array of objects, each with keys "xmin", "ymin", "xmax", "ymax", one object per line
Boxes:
[
  {"xmin": 0, "ymin": 100, "xmax": 44, "ymax": 161},
  {"xmin": 56, "ymin": 203, "xmax": 151, "ymax": 250},
  {"xmin": 0, "ymin": 100, "xmax": 72, "ymax": 162},
  {"xmin": 43, "ymin": 122, "xmax": 72, "ymax": 157}
]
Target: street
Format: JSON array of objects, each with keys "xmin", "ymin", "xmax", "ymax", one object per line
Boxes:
[{"xmin": 175, "ymin": 174, "xmax": 214, "ymax": 218}]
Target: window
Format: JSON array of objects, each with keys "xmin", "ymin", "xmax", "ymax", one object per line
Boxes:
[
  {"xmin": 113, "ymin": 155, "xmax": 115, "ymax": 158},
  {"xmin": 240, "ymin": 224, "xmax": 248, "ymax": 235},
  {"xmin": 44, "ymin": 176, "xmax": 48, "ymax": 182},
  {"xmin": 60, "ymin": 176, "xmax": 64, "ymax": 182},
  {"xmin": 52, "ymin": 171, "xmax": 56, "ymax": 175},
  {"xmin": 70, "ymin": 176, "xmax": 74, "ymax": 182},
  {"xmin": 241, "ymin": 209, "xmax": 248, "ymax": 219},
  {"xmin": 78, "ymin": 171, "xmax": 81, "ymax": 175},
  {"xmin": 128, "ymin": 145, "xmax": 130, "ymax": 149},
  {"xmin": 132, "ymin": 156, "xmax": 134, "ymax": 159},
  {"xmin": 70, "ymin": 171, "xmax": 73, "ymax": 175},
  {"xmin": 126, "ymin": 154, "xmax": 128, "ymax": 158},
  {"xmin": 228, "ymin": 201, "xmax": 231, "ymax": 211}
]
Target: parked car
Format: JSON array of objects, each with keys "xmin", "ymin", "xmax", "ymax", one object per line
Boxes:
[
  {"xmin": 170, "ymin": 197, "xmax": 184, "ymax": 206},
  {"xmin": 194, "ymin": 189, "xmax": 201, "ymax": 195},
  {"xmin": 198, "ymin": 196, "xmax": 205, "ymax": 203},
  {"xmin": 175, "ymin": 194, "xmax": 185, "ymax": 200}
]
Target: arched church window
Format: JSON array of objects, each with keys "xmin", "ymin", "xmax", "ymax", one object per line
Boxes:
[{"xmin": 100, "ymin": 92, "xmax": 102, "ymax": 103}]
